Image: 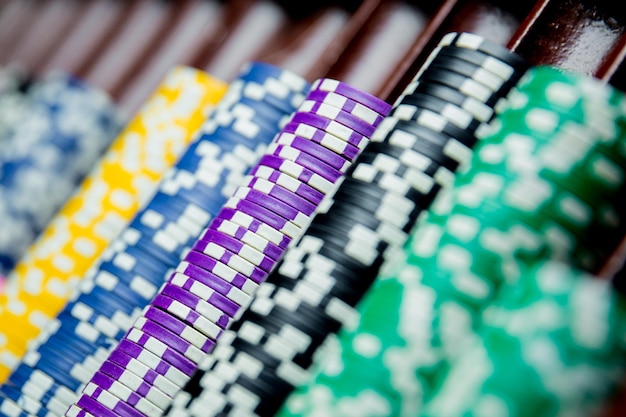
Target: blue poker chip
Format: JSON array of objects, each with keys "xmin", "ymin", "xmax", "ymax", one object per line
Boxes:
[
  {"xmin": 0, "ymin": 383, "xmax": 47, "ymax": 417},
  {"xmin": 7, "ymin": 366, "xmax": 77, "ymax": 414},
  {"xmin": 77, "ymin": 275, "xmax": 148, "ymax": 316},
  {"xmin": 220, "ymin": 93, "xmax": 290, "ymax": 124},
  {"xmin": 119, "ymin": 232, "xmax": 183, "ymax": 269},
  {"xmin": 90, "ymin": 262, "xmax": 160, "ymax": 305},
  {"xmin": 236, "ymin": 61, "xmax": 311, "ymax": 93},
  {"xmin": 102, "ymin": 244, "xmax": 170, "ymax": 278},
  {"xmin": 231, "ymin": 79, "xmax": 305, "ymax": 115},
  {"xmin": 159, "ymin": 170, "xmax": 234, "ymax": 216},
  {"xmin": 23, "ymin": 351, "xmax": 84, "ymax": 392}
]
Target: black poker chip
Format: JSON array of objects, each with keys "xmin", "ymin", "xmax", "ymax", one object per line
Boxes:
[
  {"xmin": 417, "ymin": 66, "xmax": 502, "ymax": 106},
  {"xmin": 429, "ymin": 55, "xmax": 519, "ymax": 93},
  {"xmin": 385, "ymin": 114, "xmax": 477, "ymax": 149},
  {"xmin": 403, "ymin": 81, "xmax": 495, "ymax": 123},
  {"xmin": 393, "ymin": 93, "xmax": 484, "ymax": 131}
]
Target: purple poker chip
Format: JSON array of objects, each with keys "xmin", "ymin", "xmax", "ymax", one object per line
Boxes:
[
  {"xmin": 254, "ymin": 154, "xmax": 335, "ymax": 195},
  {"xmin": 178, "ymin": 255, "xmax": 255, "ymax": 296},
  {"xmin": 97, "ymin": 360, "xmax": 167, "ymax": 403},
  {"xmin": 142, "ymin": 306, "xmax": 216, "ymax": 353},
  {"xmin": 212, "ymin": 207, "xmax": 292, "ymax": 249},
  {"xmin": 158, "ymin": 281, "xmax": 234, "ymax": 327},
  {"xmin": 167, "ymin": 271, "xmax": 242, "ymax": 318},
  {"xmin": 299, "ymin": 100, "xmax": 381, "ymax": 137},
  {"xmin": 76, "ymin": 395, "xmax": 119, "ymax": 417},
  {"xmin": 239, "ymin": 174, "xmax": 318, "ymax": 217},
  {"xmin": 192, "ymin": 239, "xmax": 270, "ymax": 283},
  {"xmin": 209, "ymin": 218, "xmax": 285, "ymax": 259},
  {"xmin": 201, "ymin": 229, "xmax": 280, "ymax": 268},
  {"xmin": 134, "ymin": 316, "xmax": 204, "ymax": 363},
  {"xmin": 232, "ymin": 186, "xmax": 312, "ymax": 229},
  {"xmin": 221, "ymin": 196, "xmax": 302, "ymax": 239},
  {"xmin": 286, "ymin": 112, "xmax": 370, "ymax": 149},
  {"xmin": 79, "ymin": 386, "xmax": 143, "ymax": 417},
  {"xmin": 245, "ymin": 165, "xmax": 325, "ymax": 205},
  {"xmin": 305, "ymin": 89, "xmax": 388, "ymax": 122},
  {"xmin": 175, "ymin": 260, "xmax": 253, "ymax": 305},
  {"xmin": 183, "ymin": 250, "xmax": 260, "ymax": 296},
  {"xmin": 267, "ymin": 142, "xmax": 345, "ymax": 181},
  {"xmin": 278, "ymin": 123, "xmax": 361, "ymax": 160},
  {"xmin": 152, "ymin": 293, "xmax": 225, "ymax": 340},
  {"xmin": 90, "ymin": 371, "xmax": 165, "ymax": 414},
  {"xmin": 274, "ymin": 132, "xmax": 353, "ymax": 169},
  {"xmin": 298, "ymin": 100, "xmax": 385, "ymax": 136},
  {"xmin": 309, "ymin": 78, "xmax": 392, "ymax": 115},
  {"xmin": 120, "ymin": 329, "xmax": 197, "ymax": 378},
  {"xmin": 108, "ymin": 342, "xmax": 187, "ymax": 392}
]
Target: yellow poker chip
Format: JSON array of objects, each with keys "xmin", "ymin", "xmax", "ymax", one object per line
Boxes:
[{"xmin": 0, "ymin": 66, "xmax": 228, "ymax": 382}]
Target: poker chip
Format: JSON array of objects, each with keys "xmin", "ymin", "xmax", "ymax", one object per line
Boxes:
[
  {"xmin": 162, "ymin": 32, "xmax": 531, "ymax": 417},
  {"xmin": 0, "ymin": 71, "xmax": 123, "ymax": 275},
  {"xmin": 0, "ymin": 65, "xmax": 229, "ymax": 384},
  {"xmin": 72, "ymin": 76, "xmax": 389, "ymax": 416},
  {"xmin": 0, "ymin": 62, "xmax": 310, "ymax": 416},
  {"xmin": 276, "ymin": 65, "xmax": 626, "ymax": 417}
]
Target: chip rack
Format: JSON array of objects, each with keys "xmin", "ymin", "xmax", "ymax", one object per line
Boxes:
[{"xmin": 1, "ymin": 0, "xmax": 626, "ymax": 416}]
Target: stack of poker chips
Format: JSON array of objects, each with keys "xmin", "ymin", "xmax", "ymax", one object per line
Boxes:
[
  {"xmin": 161, "ymin": 32, "xmax": 529, "ymax": 417},
  {"xmin": 278, "ymin": 65, "xmax": 626, "ymax": 417},
  {"xmin": 69, "ymin": 79, "xmax": 390, "ymax": 417},
  {"xmin": 0, "ymin": 67, "xmax": 228, "ymax": 384},
  {"xmin": 418, "ymin": 259, "xmax": 626, "ymax": 417},
  {"xmin": 0, "ymin": 62, "xmax": 310, "ymax": 417},
  {"xmin": 0, "ymin": 71, "xmax": 123, "ymax": 275}
]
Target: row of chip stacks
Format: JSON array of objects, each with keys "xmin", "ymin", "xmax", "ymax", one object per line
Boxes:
[{"xmin": 0, "ymin": 0, "xmax": 626, "ymax": 416}]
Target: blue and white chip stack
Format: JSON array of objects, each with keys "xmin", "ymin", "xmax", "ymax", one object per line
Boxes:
[
  {"xmin": 0, "ymin": 70, "xmax": 123, "ymax": 275},
  {"xmin": 0, "ymin": 62, "xmax": 310, "ymax": 417},
  {"xmin": 68, "ymin": 78, "xmax": 389, "ymax": 417}
]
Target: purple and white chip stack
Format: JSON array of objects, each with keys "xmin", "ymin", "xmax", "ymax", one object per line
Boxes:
[{"xmin": 68, "ymin": 79, "xmax": 391, "ymax": 417}]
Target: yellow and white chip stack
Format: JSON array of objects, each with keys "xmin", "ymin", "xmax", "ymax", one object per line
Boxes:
[{"xmin": 0, "ymin": 66, "xmax": 228, "ymax": 382}]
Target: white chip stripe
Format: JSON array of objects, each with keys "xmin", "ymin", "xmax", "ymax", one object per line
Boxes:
[
  {"xmin": 227, "ymin": 209, "xmax": 290, "ymax": 246},
  {"xmin": 276, "ymin": 131, "xmax": 352, "ymax": 158},
  {"xmin": 176, "ymin": 260, "xmax": 252, "ymax": 306},
  {"xmin": 157, "ymin": 292, "xmax": 224, "ymax": 340},
  {"xmin": 290, "ymin": 122, "xmax": 368, "ymax": 149},
  {"xmin": 168, "ymin": 273, "xmax": 239, "ymax": 323},
  {"xmin": 232, "ymin": 186, "xmax": 312, "ymax": 229},
  {"xmin": 201, "ymin": 235, "xmax": 267, "ymax": 277},
  {"xmin": 125, "ymin": 328, "xmax": 191, "ymax": 387},
  {"xmin": 302, "ymin": 95, "xmax": 381, "ymax": 125},
  {"xmin": 187, "ymin": 250, "xmax": 260, "ymax": 297},
  {"xmin": 271, "ymin": 159, "xmax": 336, "ymax": 194},
  {"xmin": 91, "ymin": 376, "xmax": 166, "ymax": 414},
  {"xmin": 125, "ymin": 349, "xmax": 187, "ymax": 393},
  {"xmin": 249, "ymin": 165, "xmax": 307, "ymax": 195},
  {"xmin": 214, "ymin": 220, "xmax": 279, "ymax": 259},
  {"xmin": 225, "ymin": 197, "xmax": 303, "ymax": 239},
  {"xmin": 134, "ymin": 317, "xmax": 205, "ymax": 363}
]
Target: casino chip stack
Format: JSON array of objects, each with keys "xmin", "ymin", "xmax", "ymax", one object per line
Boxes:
[
  {"xmin": 0, "ymin": 67, "xmax": 228, "ymax": 384},
  {"xmin": 419, "ymin": 260, "xmax": 626, "ymax": 417},
  {"xmin": 278, "ymin": 65, "xmax": 626, "ymax": 417},
  {"xmin": 0, "ymin": 71, "xmax": 123, "ymax": 276},
  {"xmin": 160, "ymin": 32, "xmax": 529, "ymax": 417},
  {"xmin": 0, "ymin": 61, "xmax": 310, "ymax": 417},
  {"xmin": 70, "ymin": 78, "xmax": 389, "ymax": 417}
]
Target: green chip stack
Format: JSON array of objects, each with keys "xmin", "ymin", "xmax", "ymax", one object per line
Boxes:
[{"xmin": 277, "ymin": 65, "xmax": 626, "ymax": 417}]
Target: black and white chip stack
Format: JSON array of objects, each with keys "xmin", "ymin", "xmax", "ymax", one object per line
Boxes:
[
  {"xmin": 161, "ymin": 32, "xmax": 532, "ymax": 417},
  {"xmin": 0, "ymin": 62, "xmax": 309, "ymax": 417},
  {"xmin": 68, "ymin": 77, "xmax": 390, "ymax": 417}
]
